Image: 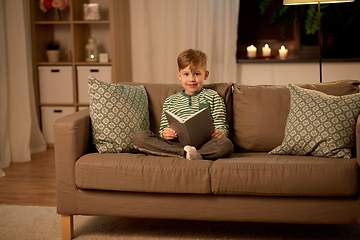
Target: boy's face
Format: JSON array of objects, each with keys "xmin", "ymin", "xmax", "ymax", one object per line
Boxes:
[{"xmin": 177, "ymin": 64, "xmax": 209, "ymax": 95}]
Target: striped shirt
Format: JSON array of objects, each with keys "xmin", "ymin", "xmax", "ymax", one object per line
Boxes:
[{"xmin": 159, "ymin": 88, "xmax": 229, "ymax": 138}]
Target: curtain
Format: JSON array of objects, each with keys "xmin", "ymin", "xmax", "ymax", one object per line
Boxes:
[
  {"xmin": 130, "ymin": 0, "xmax": 239, "ymax": 84},
  {"xmin": 0, "ymin": 0, "xmax": 47, "ymax": 177},
  {"xmin": 0, "ymin": 0, "xmax": 8, "ymax": 177}
]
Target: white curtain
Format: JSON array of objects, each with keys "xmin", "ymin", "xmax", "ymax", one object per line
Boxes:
[
  {"xmin": 0, "ymin": 0, "xmax": 47, "ymax": 177},
  {"xmin": 130, "ymin": 0, "xmax": 239, "ymax": 84}
]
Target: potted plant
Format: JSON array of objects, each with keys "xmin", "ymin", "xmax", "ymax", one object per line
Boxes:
[
  {"xmin": 259, "ymin": 0, "xmax": 317, "ymax": 52},
  {"xmin": 320, "ymin": 1, "xmax": 360, "ymax": 57},
  {"xmin": 259, "ymin": 0, "xmax": 360, "ymax": 57},
  {"xmin": 45, "ymin": 40, "xmax": 60, "ymax": 62}
]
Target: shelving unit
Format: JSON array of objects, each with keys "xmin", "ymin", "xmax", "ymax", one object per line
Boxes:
[{"xmin": 29, "ymin": 0, "xmax": 131, "ymax": 144}]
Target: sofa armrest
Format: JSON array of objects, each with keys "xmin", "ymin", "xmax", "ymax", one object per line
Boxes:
[
  {"xmin": 356, "ymin": 115, "xmax": 360, "ymax": 166},
  {"xmin": 53, "ymin": 108, "xmax": 91, "ymax": 214}
]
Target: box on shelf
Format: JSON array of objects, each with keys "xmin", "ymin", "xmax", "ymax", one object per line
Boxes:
[
  {"xmin": 77, "ymin": 66, "xmax": 112, "ymax": 104},
  {"xmin": 41, "ymin": 106, "xmax": 75, "ymax": 143},
  {"xmin": 38, "ymin": 66, "xmax": 73, "ymax": 104}
]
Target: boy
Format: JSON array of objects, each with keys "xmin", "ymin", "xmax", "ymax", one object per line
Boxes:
[{"xmin": 134, "ymin": 49, "xmax": 233, "ymax": 160}]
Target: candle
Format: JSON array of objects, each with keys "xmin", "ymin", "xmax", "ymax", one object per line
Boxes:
[
  {"xmin": 279, "ymin": 45, "xmax": 288, "ymax": 60},
  {"xmin": 247, "ymin": 45, "xmax": 257, "ymax": 58},
  {"xmin": 262, "ymin": 44, "xmax": 271, "ymax": 57}
]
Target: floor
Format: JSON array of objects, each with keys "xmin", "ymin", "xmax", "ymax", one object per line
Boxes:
[{"xmin": 0, "ymin": 148, "xmax": 57, "ymax": 207}]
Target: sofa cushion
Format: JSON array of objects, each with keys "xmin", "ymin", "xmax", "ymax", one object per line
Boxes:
[
  {"xmin": 270, "ymin": 84, "xmax": 360, "ymax": 158},
  {"xmin": 211, "ymin": 152, "xmax": 359, "ymax": 197},
  {"xmin": 232, "ymin": 80, "xmax": 360, "ymax": 151},
  {"xmin": 116, "ymin": 82, "xmax": 233, "ymax": 134},
  {"xmin": 75, "ymin": 153, "xmax": 213, "ymax": 194},
  {"xmin": 89, "ymin": 76, "xmax": 150, "ymax": 153}
]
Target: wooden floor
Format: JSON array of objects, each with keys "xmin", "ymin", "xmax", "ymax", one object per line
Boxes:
[{"xmin": 0, "ymin": 148, "xmax": 57, "ymax": 207}]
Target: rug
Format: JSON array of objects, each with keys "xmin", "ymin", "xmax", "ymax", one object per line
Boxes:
[{"xmin": 1, "ymin": 204, "xmax": 360, "ymax": 240}]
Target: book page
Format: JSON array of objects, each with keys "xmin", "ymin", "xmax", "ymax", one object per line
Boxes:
[
  {"xmin": 184, "ymin": 108, "xmax": 207, "ymax": 122},
  {"xmin": 164, "ymin": 110, "xmax": 184, "ymax": 123}
]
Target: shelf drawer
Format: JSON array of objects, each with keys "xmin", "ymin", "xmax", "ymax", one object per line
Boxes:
[
  {"xmin": 41, "ymin": 106, "xmax": 75, "ymax": 144},
  {"xmin": 38, "ymin": 66, "xmax": 73, "ymax": 104},
  {"xmin": 77, "ymin": 66, "xmax": 112, "ymax": 104}
]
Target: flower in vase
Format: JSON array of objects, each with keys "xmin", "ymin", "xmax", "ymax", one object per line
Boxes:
[
  {"xmin": 52, "ymin": 0, "xmax": 69, "ymax": 10},
  {"xmin": 40, "ymin": 0, "xmax": 69, "ymax": 12}
]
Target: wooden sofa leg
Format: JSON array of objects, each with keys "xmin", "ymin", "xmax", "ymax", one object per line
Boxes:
[{"xmin": 61, "ymin": 215, "xmax": 74, "ymax": 240}]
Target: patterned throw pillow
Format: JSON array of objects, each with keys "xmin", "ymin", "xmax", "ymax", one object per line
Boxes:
[
  {"xmin": 269, "ymin": 84, "xmax": 360, "ymax": 158},
  {"xmin": 88, "ymin": 76, "xmax": 150, "ymax": 153}
]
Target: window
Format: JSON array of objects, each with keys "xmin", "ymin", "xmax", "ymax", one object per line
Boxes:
[{"xmin": 237, "ymin": 0, "xmax": 360, "ymax": 60}]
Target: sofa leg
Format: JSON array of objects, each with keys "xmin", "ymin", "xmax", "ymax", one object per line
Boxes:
[{"xmin": 61, "ymin": 215, "xmax": 74, "ymax": 240}]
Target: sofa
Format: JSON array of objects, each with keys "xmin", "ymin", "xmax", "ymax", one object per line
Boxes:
[{"xmin": 54, "ymin": 79, "xmax": 360, "ymax": 240}]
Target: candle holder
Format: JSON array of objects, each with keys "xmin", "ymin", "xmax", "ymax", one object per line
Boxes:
[
  {"xmin": 247, "ymin": 45, "xmax": 257, "ymax": 58},
  {"xmin": 279, "ymin": 45, "xmax": 288, "ymax": 60},
  {"xmin": 85, "ymin": 38, "xmax": 99, "ymax": 62},
  {"xmin": 262, "ymin": 44, "xmax": 271, "ymax": 57}
]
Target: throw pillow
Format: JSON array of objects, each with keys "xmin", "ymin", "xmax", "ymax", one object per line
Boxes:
[
  {"xmin": 231, "ymin": 80, "xmax": 360, "ymax": 152},
  {"xmin": 269, "ymin": 84, "xmax": 360, "ymax": 158},
  {"xmin": 88, "ymin": 76, "xmax": 150, "ymax": 153}
]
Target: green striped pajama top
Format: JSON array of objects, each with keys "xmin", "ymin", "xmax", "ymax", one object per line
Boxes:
[{"xmin": 159, "ymin": 88, "xmax": 229, "ymax": 138}]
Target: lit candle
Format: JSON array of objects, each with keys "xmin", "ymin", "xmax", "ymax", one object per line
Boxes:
[
  {"xmin": 247, "ymin": 45, "xmax": 257, "ymax": 58},
  {"xmin": 279, "ymin": 45, "xmax": 288, "ymax": 60},
  {"xmin": 262, "ymin": 44, "xmax": 271, "ymax": 57}
]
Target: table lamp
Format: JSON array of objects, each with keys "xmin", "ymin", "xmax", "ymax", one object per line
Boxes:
[{"xmin": 283, "ymin": 0, "xmax": 354, "ymax": 83}]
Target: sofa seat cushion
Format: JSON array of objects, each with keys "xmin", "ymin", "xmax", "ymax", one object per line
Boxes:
[
  {"xmin": 75, "ymin": 153, "xmax": 213, "ymax": 194},
  {"xmin": 210, "ymin": 152, "xmax": 358, "ymax": 197}
]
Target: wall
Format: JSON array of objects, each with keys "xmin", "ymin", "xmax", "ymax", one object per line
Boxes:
[{"xmin": 236, "ymin": 62, "xmax": 360, "ymax": 85}]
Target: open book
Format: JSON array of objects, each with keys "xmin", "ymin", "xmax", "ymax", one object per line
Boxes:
[{"xmin": 164, "ymin": 108, "xmax": 214, "ymax": 148}]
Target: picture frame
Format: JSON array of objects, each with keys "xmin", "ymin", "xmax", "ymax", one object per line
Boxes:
[
  {"xmin": 99, "ymin": 53, "xmax": 109, "ymax": 63},
  {"xmin": 84, "ymin": 3, "xmax": 100, "ymax": 21}
]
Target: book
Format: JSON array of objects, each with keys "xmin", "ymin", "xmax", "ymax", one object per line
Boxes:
[{"xmin": 164, "ymin": 108, "xmax": 214, "ymax": 148}]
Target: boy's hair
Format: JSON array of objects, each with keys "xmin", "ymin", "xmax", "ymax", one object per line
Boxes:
[{"xmin": 177, "ymin": 49, "xmax": 207, "ymax": 71}]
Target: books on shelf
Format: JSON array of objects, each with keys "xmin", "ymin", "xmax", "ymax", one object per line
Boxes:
[{"xmin": 164, "ymin": 108, "xmax": 214, "ymax": 148}]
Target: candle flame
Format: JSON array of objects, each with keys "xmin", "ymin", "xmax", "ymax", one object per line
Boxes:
[
  {"xmin": 265, "ymin": 44, "xmax": 269, "ymax": 49},
  {"xmin": 250, "ymin": 45, "xmax": 255, "ymax": 49},
  {"xmin": 281, "ymin": 45, "xmax": 285, "ymax": 50}
]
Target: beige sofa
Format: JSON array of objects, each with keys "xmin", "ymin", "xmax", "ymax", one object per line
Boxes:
[{"xmin": 54, "ymin": 80, "xmax": 360, "ymax": 240}]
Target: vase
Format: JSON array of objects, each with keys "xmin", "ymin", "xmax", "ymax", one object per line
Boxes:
[
  {"xmin": 53, "ymin": 8, "xmax": 61, "ymax": 21},
  {"xmin": 46, "ymin": 50, "xmax": 60, "ymax": 62}
]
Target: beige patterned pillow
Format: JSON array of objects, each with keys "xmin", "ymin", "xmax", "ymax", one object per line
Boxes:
[
  {"xmin": 89, "ymin": 76, "xmax": 150, "ymax": 153},
  {"xmin": 270, "ymin": 84, "xmax": 360, "ymax": 158}
]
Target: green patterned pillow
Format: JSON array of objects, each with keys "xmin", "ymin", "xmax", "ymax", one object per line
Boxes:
[
  {"xmin": 269, "ymin": 84, "xmax": 360, "ymax": 158},
  {"xmin": 88, "ymin": 76, "xmax": 150, "ymax": 153}
]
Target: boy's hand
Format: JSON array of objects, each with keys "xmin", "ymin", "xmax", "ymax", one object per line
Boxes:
[
  {"xmin": 212, "ymin": 129, "xmax": 224, "ymax": 139},
  {"xmin": 163, "ymin": 127, "xmax": 178, "ymax": 140}
]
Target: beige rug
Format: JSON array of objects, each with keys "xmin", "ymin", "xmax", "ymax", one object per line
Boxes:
[{"xmin": 1, "ymin": 204, "xmax": 360, "ymax": 240}]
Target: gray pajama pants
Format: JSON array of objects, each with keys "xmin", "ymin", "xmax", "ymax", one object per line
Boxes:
[{"xmin": 133, "ymin": 131, "xmax": 234, "ymax": 160}]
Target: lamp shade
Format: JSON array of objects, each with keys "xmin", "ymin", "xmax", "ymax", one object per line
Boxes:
[{"xmin": 284, "ymin": 0, "xmax": 353, "ymax": 5}]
